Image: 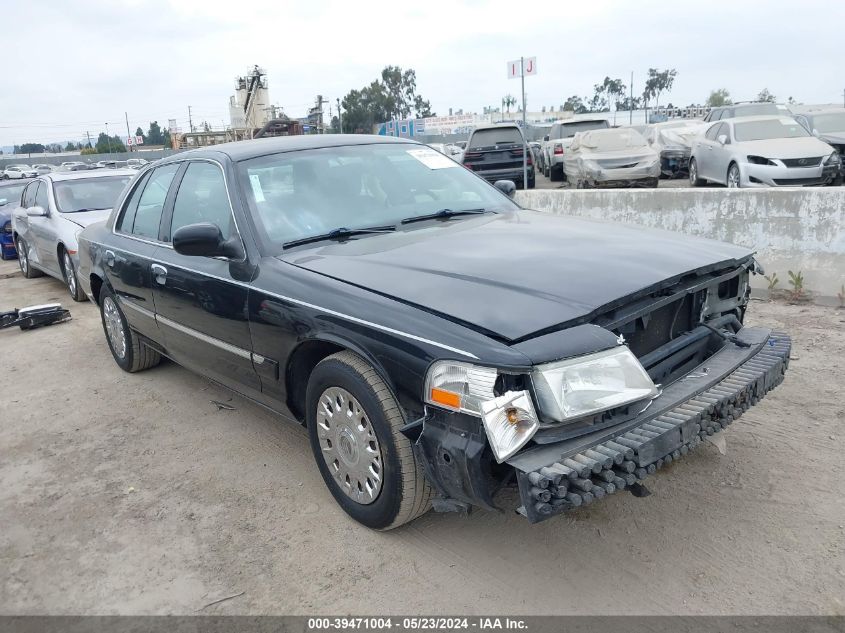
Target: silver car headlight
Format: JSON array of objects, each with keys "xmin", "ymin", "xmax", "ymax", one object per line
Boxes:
[
  {"xmin": 824, "ymin": 152, "xmax": 841, "ymax": 165},
  {"xmin": 424, "ymin": 361, "xmax": 540, "ymax": 463},
  {"xmin": 531, "ymin": 347, "xmax": 658, "ymax": 424}
]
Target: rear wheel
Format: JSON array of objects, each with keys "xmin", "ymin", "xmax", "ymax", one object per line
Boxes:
[
  {"xmin": 306, "ymin": 351, "xmax": 432, "ymax": 530},
  {"xmin": 16, "ymin": 237, "xmax": 42, "ymax": 278},
  {"xmin": 549, "ymin": 165, "xmax": 562, "ymax": 181},
  {"xmin": 99, "ymin": 287, "xmax": 161, "ymax": 373},
  {"xmin": 688, "ymin": 158, "xmax": 705, "ymax": 187},
  {"xmin": 61, "ymin": 249, "xmax": 86, "ymax": 302}
]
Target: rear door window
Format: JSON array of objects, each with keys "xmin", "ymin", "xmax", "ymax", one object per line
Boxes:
[
  {"xmin": 34, "ymin": 181, "xmax": 49, "ymax": 209},
  {"xmin": 131, "ymin": 163, "xmax": 179, "ymax": 239}
]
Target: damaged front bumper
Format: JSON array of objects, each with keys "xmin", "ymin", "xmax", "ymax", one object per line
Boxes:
[
  {"xmin": 510, "ymin": 326, "xmax": 790, "ymax": 523},
  {"xmin": 659, "ymin": 149, "xmax": 691, "ymax": 177},
  {"xmin": 410, "ymin": 326, "xmax": 790, "ymax": 523}
]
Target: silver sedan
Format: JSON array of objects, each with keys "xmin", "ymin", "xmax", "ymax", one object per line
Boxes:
[
  {"xmin": 689, "ymin": 115, "xmax": 840, "ymax": 188},
  {"xmin": 11, "ymin": 170, "xmax": 134, "ymax": 300}
]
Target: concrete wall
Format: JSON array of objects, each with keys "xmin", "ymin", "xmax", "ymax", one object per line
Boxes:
[{"xmin": 516, "ymin": 187, "xmax": 845, "ymax": 301}]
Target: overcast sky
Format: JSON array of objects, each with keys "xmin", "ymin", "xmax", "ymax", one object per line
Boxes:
[{"xmin": 1, "ymin": 0, "xmax": 842, "ymax": 146}]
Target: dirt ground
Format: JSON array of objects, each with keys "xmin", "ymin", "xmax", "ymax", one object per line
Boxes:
[{"xmin": 1, "ymin": 259, "xmax": 843, "ymax": 616}]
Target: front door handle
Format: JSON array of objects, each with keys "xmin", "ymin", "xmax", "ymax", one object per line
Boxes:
[
  {"xmin": 105, "ymin": 250, "xmax": 116, "ymax": 268},
  {"xmin": 151, "ymin": 263, "xmax": 168, "ymax": 285}
]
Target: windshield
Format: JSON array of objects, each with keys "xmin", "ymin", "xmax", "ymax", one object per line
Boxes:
[
  {"xmin": 53, "ymin": 176, "xmax": 132, "ymax": 213},
  {"xmin": 468, "ymin": 127, "xmax": 523, "ymax": 148},
  {"xmin": 0, "ymin": 183, "xmax": 28, "ymax": 205},
  {"xmin": 559, "ymin": 120, "xmax": 608, "ymax": 138},
  {"xmin": 577, "ymin": 128, "xmax": 648, "ymax": 151},
  {"xmin": 810, "ymin": 112, "xmax": 845, "ymax": 134},
  {"xmin": 236, "ymin": 143, "xmax": 518, "ymax": 250},
  {"xmin": 734, "ymin": 119, "xmax": 810, "ymax": 142}
]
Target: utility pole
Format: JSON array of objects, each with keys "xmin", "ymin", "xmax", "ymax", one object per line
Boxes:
[
  {"xmin": 629, "ymin": 71, "xmax": 634, "ymax": 125},
  {"xmin": 85, "ymin": 131, "xmax": 92, "ymax": 149},
  {"xmin": 520, "ymin": 57, "xmax": 527, "ymax": 190},
  {"xmin": 337, "ymin": 97, "xmax": 342, "ymax": 134},
  {"xmin": 124, "ymin": 112, "xmax": 132, "ymax": 152},
  {"xmin": 188, "ymin": 106, "xmax": 194, "ymax": 133}
]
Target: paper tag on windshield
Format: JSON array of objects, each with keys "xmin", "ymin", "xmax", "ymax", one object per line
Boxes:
[
  {"xmin": 249, "ymin": 174, "xmax": 266, "ymax": 202},
  {"xmin": 406, "ymin": 148, "xmax": 458, "ymax": 169}
]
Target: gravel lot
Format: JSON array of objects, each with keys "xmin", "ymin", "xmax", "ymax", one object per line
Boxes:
[{"xmin": 1, "ymin": 258, "xmax": 843, "ymax": 616}]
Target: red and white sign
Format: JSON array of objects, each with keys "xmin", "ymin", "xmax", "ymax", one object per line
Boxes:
[
  {"xmin": 135, "ymin": 135, "xmax": 144, "ymax": 145},
  {"xmin": 507, "ymin": 57, "xmax": 537, "ymax": 78}
]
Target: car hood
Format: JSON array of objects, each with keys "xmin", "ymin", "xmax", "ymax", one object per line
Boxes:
[
  {"xmin": 736, "ymin": 137, "xmax": 833, "ymax": 159},
  {"xmin": 281, "ymin": 211, "xmax": 753, "ymax": 342},
  {"xmin": 61, "ymin": 208, "xmax": 112, "ymax": 228}
]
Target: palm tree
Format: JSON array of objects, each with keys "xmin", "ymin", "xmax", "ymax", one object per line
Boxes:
[{"xmin": 502, "ymin": 95, "xmax": 517, "ymax": 114}]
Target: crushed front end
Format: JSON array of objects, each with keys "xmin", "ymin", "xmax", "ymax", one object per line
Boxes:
[{"xmin": 410, "ymin": 259, "xmax": 792, "ymax": 523}]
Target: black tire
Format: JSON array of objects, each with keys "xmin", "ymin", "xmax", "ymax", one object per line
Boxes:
[
  {"xmin": 688, "ymin": 158, "xmax": 706, "ymax": 187},
  {"xmin": 60, "ymin": 248, "xmax": 86, "ymax": 302},
  {"xmin": 306, "ymin": 350, "xmax": 432, "ymax": 530},
  {"xmin": 99, "ymin": 286, "xmax": 161, "ymax": 373},
  {"xmin": 543, "ymin": 164, "xmax": 550, "ymax": 178},
  {"xmin": 727, "ymin": 162, "xmax": 741, "ymax": 188},
  {"xmin": 549, "ymin": 165, "xmax": 563, "ymax": 181},
  {"xmin": 527, "ymin": 175, "xmax": 536, "ymax": 189},
  {"xmin": 15, "ymin": 236, "xmax": 43, "ymax": 278}
]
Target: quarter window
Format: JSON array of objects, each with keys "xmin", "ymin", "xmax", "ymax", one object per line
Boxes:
[
  {"xmin": 23, "ymin": 182, "xmax": 38, "ymax": 207},
  {"xmin": 705, "ymin": 123, "xmax": 721, "ymax": 141},
  {"xmin": 131, "ymin": 163, "xmax": 179, "ymax": 240},
  {"xmin": 116, "ymin": 170, "xmax": 152, "ymax": 233},
  {"xmin": 168, "ymin": 162, "xmax": 233, "ymax": 242}
]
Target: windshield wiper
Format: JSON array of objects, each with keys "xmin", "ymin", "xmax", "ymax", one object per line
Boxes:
[
  {"xmin": 282, "ymin": 225, "xmax": 395, "ymax": 249},
  {"xmin": 400, "ymin": 208, "xmax": 487, "ymax": 225},
  {"xmin": 68, "ymin": 207, "xmax": 110, "ymax": 213}
]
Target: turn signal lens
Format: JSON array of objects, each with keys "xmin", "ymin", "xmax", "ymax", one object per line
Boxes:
[
  {"xmin": 424, "ymin": 361, "xmax": 497, "ymax": 415},
  {"xmin": 481, "ymin": 391, "xmax": 540, "ymax": 462},
  {"xmin": 429, "ymin": 387, "xmax": 461, "ymax": 409}
]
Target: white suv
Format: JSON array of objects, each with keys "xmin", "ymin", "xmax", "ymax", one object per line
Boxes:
[{"xmin": 542, "ymin": 119, "xmax": 609, "ymax": 181}]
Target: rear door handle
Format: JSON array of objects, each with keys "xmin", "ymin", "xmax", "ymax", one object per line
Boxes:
[{"xmin": 151, "ymin": 263, "xmax": 168, "ymax": 285}]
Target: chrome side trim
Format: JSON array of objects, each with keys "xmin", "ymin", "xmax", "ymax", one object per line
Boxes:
[
  {"xmin": 119, "ymin": 298, "xmax": 156, "ymax": 320},
  {"xmin": 156, "ymin": 314, "xmax": 253, "ymax": 361}
]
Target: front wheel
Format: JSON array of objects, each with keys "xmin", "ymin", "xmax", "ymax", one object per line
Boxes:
[
  {"xmin": 306, "ymin": 351, "xmax": 432, "ymax": 530},
  {"xmin": 61, "ymin": 250, "xmax": 86, "ymax": 302},
  {"xmin": 727, "ymin": 163, "xmax": 741, "ymax": 188},
  {"xmin": 99, "ymin": 287, "xmax": 161, "ymax": 373}
]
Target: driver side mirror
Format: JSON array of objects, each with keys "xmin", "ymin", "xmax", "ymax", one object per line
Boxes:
[
  {"xmin": 811, "ymin": 128, "xmax": 819, "ymax": 137},
  {"xmin": 0, "ymin": 198, "xmax": 7, "ymax": 207},
  {"xmin": 173, "ymin": 222, "xmax": 243, "ymax": 260},
  {"xmin": 26, "ymin": 206, "xmax": 47, "ymax": 217},
  {"xmin": 717, "ymin": 134, "xmax": 728, "ymax": 146},
  {"xmin": 493, "ymin": 180, "xmax": 516, "ymax": 199}
]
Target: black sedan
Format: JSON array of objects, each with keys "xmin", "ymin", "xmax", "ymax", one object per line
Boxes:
[{"xmin": 77, "ymin": 135, "xmax": 790, "ymax": 528}]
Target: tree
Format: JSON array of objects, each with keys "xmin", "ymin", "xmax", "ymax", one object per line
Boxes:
[
  {"xmin": 617, "ymin": 96, "xmax": 641, "ymax": 111},
  {"xmin": 162, "ymin": 128, "xmax": 171, "ymax": 149},
  {"xmin": 147, "ymin": 121, "xmax": 165, "ymax": 145},
  {"xmin": 46, "ymin": 143, "xmax": 62, "ymax": 153},
  {"xmin": 64, "ymin": 142, "xmax": 77, "ymax": 151},
  {"xmin": 18, "ymin": 143, "xmax": 46, "ymax": 154},
  {"xmin": 642, "ymin": 68, "xmax": 678, "ymax": 110},
  {"xmin": 340, "ymin": 67, "xmax": 435, "ymax": 134},
  {"xmin": 502, "ymin": 94, "xmax": 517, "ymax": 114},
  {"xmin": 757, "ymin": 88, "xmax": 776, "ymax": 103},
  {"xmin": 706, "ymin": 88, "xmax": 732, "ymax": 107},
  {"xmin": 591, "ymin": 77, "xmax": 625, "ymax": 112},
  {"xmin": 95, "ymin": 133, "xmax": 127, "ymax": 154},
  {"xmin": 563, "ymin": 95, "xmax": 587, "ymax": 114}
]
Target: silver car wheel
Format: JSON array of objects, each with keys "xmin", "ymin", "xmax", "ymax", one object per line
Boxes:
[
  {"xmin": 63, "ymin": 252, "xmax": 76, "ymax": 297},
  {"xmin": 315, "ymin": 386, "xmax": 383, "ymax": 505},
  {"xmin": 17, "ymin": 240, "xmax": 28, "ymax": 274},
  {"xmin": 102, "ymin": 296, "xmax": 127, "ymax": 359},
  {"xmin": 689, "ymin": 160, "xmax": 698, "ymax": 186},
  {"xmin": 727, "ymin": 164, "xmax": 740, "ymax": 188}
]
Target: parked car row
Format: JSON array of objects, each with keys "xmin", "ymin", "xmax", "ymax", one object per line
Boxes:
[
  {"xmin": 6, "ymin": 134, "xmax": 791, "ymax": 529},
  {"xmin": 2, "ymin": 158, "xmax": 150, "ymax": 180}
]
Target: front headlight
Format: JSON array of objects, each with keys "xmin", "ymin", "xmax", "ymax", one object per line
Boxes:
[
  {"xmin": 746, "ymin": 155, "xmax": 776, "ymax": 166},
  {"xmin": 531, "ymin": 346, "xmax": 658, "ymax": 424},
  {"xmin": 824, "ymin": 152, "xmax": 841, "ymax": 165},
  {"xmin": 424, "ymin": 361, "xmax": 541, "ymax": 462}
]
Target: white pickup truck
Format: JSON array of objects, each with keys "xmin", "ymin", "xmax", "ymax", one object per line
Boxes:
[{"xmin": 542, "ymin": 118, "xmax": 610, "ymax": 181}]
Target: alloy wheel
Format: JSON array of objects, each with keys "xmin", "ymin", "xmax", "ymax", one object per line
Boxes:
[
  {"xmin": 727, "ymin": 165, "xmax": 740, "ymax": 188},
  {"xmin": 689, "ymin": 161, "xmax": 698, "ymax": 186},
  {"xmin": 63, "ymin": 252, "xmax": 76, "ymax": 297},
  {"xmin": 17, "ymin": 239, "xmax": 28, "ymax": 274},
  {"xmin": 315, "ymin": 386, "xmax": 383, "ymax": 505},
  {"xmin": 102, "ymin": 296, "xmax": 127, "ymax": 360}
]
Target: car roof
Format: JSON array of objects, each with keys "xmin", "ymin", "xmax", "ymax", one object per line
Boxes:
[
  {"xmin": 42, "ymin": 169, "xmax": 136, "ymax": 182},
  {"xmin": 161, "ymin": 134, "xmax": 421, "ymax": 163},
  {"xmin": 802, "ymin": 108, "xmax": 845, "ymax": 118},
  {"xmin": 0, "ymin": 178, "xmax": 33, "ymax": 188}
]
